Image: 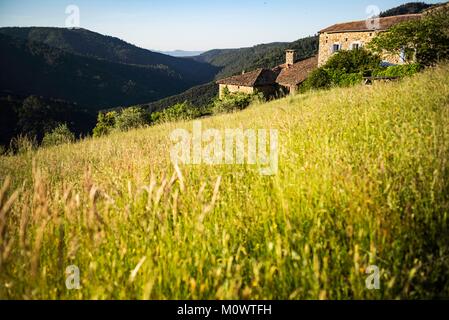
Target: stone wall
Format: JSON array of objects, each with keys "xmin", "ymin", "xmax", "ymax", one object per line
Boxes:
[
  {"xmin": 219, "ymin": 84, "xmax": 254, "ymax": 99},
  {"xmin": 218, "ymin": 84, "xmax": 278, "ymax": 99},
  {"xmin": 318, "ymin": 31, "xmax": 403, "ymax": 66}
]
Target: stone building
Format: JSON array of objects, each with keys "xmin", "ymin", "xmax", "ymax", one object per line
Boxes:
[
  {"xmin": 217, "ymin": 50, "xmax": 318, "ymax": 98},
  {"xmin": 216, "ymin": 68, "xmax": 279, "ymax": 99},
  {"xmin": 275, "ymin": 55, "xmax": 318, "ymax": 94},
  {"xmin": 318, "ymin": 14, "xmax": 422, "ymax": 67}
]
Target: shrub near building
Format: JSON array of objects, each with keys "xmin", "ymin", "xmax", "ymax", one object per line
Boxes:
[{"xmin": 302, "ymin": 49, "xmax": 381, "ymax": 91}]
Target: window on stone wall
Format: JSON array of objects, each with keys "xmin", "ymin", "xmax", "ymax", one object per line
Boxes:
[
  {"xmin": 332, "ymin": 43, "xmax": 341, "ymax": 53},
  {"xmin": 352, "ymin": 43, "xmax": 360, "ymax": 50}
]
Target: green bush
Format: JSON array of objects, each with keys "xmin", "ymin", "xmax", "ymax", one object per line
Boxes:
[
  {"xmin": 302, "ymin": 68, "xmax": 333, "ymax": 91},
  {"xmin": 333, "ymin": 72, "xmax": 363, "ymax": 87},
  {"xmin": 213, "ymin": 92, "xmax": 255, "ymax": 114},
  {"xmin": 42, "ymin": 124, "xmax": 75, "ymax": 147},
  {"xmin": 302, "ymin": 49, "xmax": 380, "ymax": 91},
  {"xmin": 115, "ymin": 107, "xmax": 147, "ymax": 132},
  {"xmin": 150, "ymin": 102, "xmax": 204, "ymax": 124},
  {"xmin": 373, "ymin": 63, "xmax": 422, "ymax": 78},
  {"xmin": 93, "ymin": 111, "xmax": 117, "ymax": 137},
  {"xmin": 325, "ymin": 49, "xmax": 381, "ymax": 74}
]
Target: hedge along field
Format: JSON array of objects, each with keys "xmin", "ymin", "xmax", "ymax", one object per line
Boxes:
[{"xmin": 0, "ymin": 65, "xmax": 448, "ymax": 299}]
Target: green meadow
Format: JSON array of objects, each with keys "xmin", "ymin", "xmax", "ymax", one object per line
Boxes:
[{"xmin": 1, "ymin": 65, "xmax": 448, "ymax": 299}]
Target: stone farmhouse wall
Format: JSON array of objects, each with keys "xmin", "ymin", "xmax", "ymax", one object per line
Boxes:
[
  {"xmin": 219, "ymin": 84, "xmax": 277, "ymax": 99},
  {"xmin": 318, "ymin": 31, "xmax": 403, "ymax": 67},
  {"xmin": 219, "ymin": 84, "xmax": 254, "ymax": 99}
]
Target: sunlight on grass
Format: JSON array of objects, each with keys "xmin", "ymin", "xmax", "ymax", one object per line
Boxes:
[{"xmin": 0, "ymin": 65, "xmax": 448, "ymax": 299}]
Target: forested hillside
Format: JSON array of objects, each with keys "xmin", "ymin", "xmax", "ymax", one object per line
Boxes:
[
  {"xmin": 193, "ymin": 36, "xmax": 318, "ymax": 79},
  {"xmin": 0, "ymin": 93, "xmax": 95, "ymax": 148},
  {"xmin": 143, "ymin": 82, "xmax": 218, "ymax": 112},
  {"xmin": 0, "ymin": 27, "xmax": 218, "ymax": 85},
  {"xmin": 380, "ymin": 2, "xmax": 433, "ymax": 17},
  {"xmin": 144, "ymin": 36, "xmax": 319, "ymax": 112},
  {"xmin": 0, "ymin": 33, "xmax": 208, "ymax": 109}
]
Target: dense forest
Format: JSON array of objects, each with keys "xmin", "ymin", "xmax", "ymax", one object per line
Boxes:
[
  {"xmin": 0, "ymin": 27, "xmax": 218, "ymax": 85},
  {"xmin": 0, "ymin": 93, "xmax": 95, "ymax": 148},
  {"xmin": 380, "ymin": 2, "xmax": 433, "ymax": 17},
  {"xmin": 143, "ymin": 82, "xmax": 218, "ymax": 112},
  {"xmin": 0, "ymin": 33, "xmax": 211, "ymax": 109},
  {"xmin": 0, "ymin": 29, "xmax": 219, "ymax": 148},
  {"xmin": 192, "ymin": 36, "xmax": 319, "ymax": 79}
]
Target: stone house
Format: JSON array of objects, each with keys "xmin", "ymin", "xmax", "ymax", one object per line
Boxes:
[
  {"xmin": 216, "ymin": 50, "xmax": 318, "ymax": 98},
  {"xmin": 318, "ymin": 14, "xmax": 422, "ymax": 67},
  {"xmin": 216, "ymin": 68, "xmax": 279, "ymax": 99},
  {"xmin": 216, "ymin": 12, "xmax": 432, "ymax": 99},
  {"xmin": 275, "ymin": 55, "xmax": 318, "ymax": 94}
]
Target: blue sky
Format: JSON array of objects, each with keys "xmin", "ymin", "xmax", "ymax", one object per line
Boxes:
[{"xmin": 0, "ymin": 0, "xmax": 441, "ymax": 51}]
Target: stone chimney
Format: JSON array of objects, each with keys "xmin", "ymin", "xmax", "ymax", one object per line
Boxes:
[{"xmin": 286, "ymin": 49, "xmax": 296, "ymax": 67}]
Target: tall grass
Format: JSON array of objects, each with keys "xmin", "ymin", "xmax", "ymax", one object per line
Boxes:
[{"xmin": 0, "ymin": 65, "xmax": 448, "ymax": 299}]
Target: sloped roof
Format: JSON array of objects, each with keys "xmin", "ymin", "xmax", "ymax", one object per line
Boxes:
[
  {"xmin": 319, "ymin": 14, "xmax": 422, "ymax": 34},
  {"xmin": 275, "ymin": 56, "xmax": 318, "ymax": 87},
  {"xmin": 216, "ymin": 68, "xmax": 279, "ymax": 86}
]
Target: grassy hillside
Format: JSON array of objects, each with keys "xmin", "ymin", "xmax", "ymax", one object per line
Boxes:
[{"xmin": 1, "ymin": 65, "xmax": 448, "ymax": 299}]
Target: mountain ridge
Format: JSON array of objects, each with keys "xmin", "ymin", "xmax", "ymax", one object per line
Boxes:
[{"xmin": 0, "ymin": 27, "xmax": 219, "ymax": 85}]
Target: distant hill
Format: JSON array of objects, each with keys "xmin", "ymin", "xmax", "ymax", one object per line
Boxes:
[
  {"xmin": 143, "ymin": 36, "xmax": 318, "ymax": 112},
  {"xmin": 380, "ymin": 2, "xmax": 434, "ymax": 17},
  {"xmin": 160, "ymin": 50, "xmax": 206, "ymax": 57},
  {"xmin": 0, "ymin": 27, "xmax": 218, "ymax": 85},
  {"xmin": 142, "ymin": 82, "xmax": 218, "ymax": 113},
  {"xmin": 192, "ymin": 36, "xmax": 318, "ymax": 79},
  {"xmin": 0, "ymin": 33, "xmax": 208, "ymax": 110}
]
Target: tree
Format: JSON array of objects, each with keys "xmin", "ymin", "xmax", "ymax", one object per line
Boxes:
[
  {"xmin": 369, "ymin": 8, "xmax": 449, "ymax": 66},
  {"xmin": 150, "ymin": 102, "xmax": 203, "ymax": 124},
  {"xmin": 42, "ymin": 124, "xmax": 75, "ymax": 147},
  {"xmin": 93, "ymin": 111, "xmax": 117, "ymax": 137},
  {"xmin": 17, "ymin": 96, "xmax": 58, "ymax": 141},
  {"xmin": 302, "ymin": 48, "xmax": 380, "ymax": 91},
  {"xmin": 213, "ymin": 91, "xmax": 255, "ymax": 115},
  {"xmin": 115, "ymin": 107, "xmax": 147, "ymax": 132},
  {"xmin": 324, "ymin": 48, "xmax": 381, "ymax": 74},
  {"xmin": 302, "ymin": 68, "xmax": 333, "ymax": 90}
]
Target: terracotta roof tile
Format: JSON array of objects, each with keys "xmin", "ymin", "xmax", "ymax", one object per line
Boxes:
[
  {"xmin": 276, "ymin": 56, "xmax": 318, "ymax": 87},
  {"xmin": 216, "ymin": 68, "xmax": 279, "ymax": 86},
  {"xmin": 319, "ymin": 14, "xmax": 422, "ymax": 33}
]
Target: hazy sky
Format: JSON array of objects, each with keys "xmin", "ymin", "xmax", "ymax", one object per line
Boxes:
[{"xmin": 0, "ymin": 0, "xmax": 441, "ymax": 51}]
